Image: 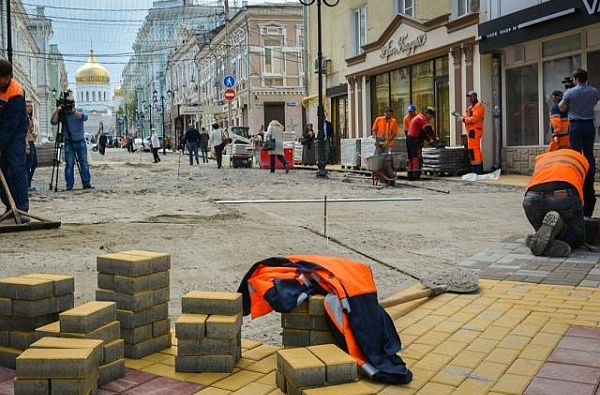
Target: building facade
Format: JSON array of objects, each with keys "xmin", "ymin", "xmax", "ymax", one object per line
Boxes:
[
  {"xmin": 306, "ymin": 0, "xmax": 486, "ymax": 164},
  {"xmin": 182, "ymin": 4, "xmax": 304, "ymax": 136},
  {"xmin": 47, "ymin": 44, "xmax": 69, "ymax": 139},
  {"xmin": 479, "ymin": 0, "xmax": 600, "ymax": 176}
]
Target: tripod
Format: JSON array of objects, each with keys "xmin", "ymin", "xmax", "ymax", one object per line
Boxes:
[{"xmin": 49, "ymin": 111, "xmax": 83, "ymax": 192}]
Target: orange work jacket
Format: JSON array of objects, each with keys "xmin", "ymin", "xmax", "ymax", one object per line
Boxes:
[
  {"xmin": 463, "ymin": 101, "xmax": 485, "ymax": 134},
  {"xmin": 548, "ymin": 110, "xmax": 569, "ymax": 151},
  {"xmin": 527, "ymin": 149, "xmax": 589, "ymax": 203},
  {"xmin": 372, "ymin": 116, "xmax": 398, "ymax": 148},
  {"xmin": 403, "ymin": 113, "xmax": 416, "ymax": 132}
]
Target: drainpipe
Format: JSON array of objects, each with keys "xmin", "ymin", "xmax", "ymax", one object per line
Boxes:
[{"xmin": 492, "ymin": 54, "xmax": 502, "ymax": 170}]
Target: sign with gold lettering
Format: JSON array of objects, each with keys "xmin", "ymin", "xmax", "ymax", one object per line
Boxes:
[{"xmin": 380, "ymin": 34, "xmax": 427, "ymax": 61}]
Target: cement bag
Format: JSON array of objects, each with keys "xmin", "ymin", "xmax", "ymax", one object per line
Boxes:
[{"xmin": 461, "ymin": 168, "xmax": 501, "ymax": 182}]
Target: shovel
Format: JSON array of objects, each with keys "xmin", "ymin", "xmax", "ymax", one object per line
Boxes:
[{"xmin": 381, "ymin": 269, "xmax": 479, "ymax": 308}]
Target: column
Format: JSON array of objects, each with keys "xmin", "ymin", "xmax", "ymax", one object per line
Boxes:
[{"xmin": 450, "ymin": 46, "xmax": 462, "ymax": 145}]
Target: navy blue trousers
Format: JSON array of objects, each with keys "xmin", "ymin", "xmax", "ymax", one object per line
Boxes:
[{"xmin": 569, "ymin": 121, "xmax": 596, "ymax": 216}]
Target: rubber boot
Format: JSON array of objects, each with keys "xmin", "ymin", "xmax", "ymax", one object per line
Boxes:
[
  {"xmin": 542, "ymin": 239, "xmax": 571, "ymax": 257},
  {"xmin": 529, "ymin": 211, "xmax": 564, "ymax": 256}
]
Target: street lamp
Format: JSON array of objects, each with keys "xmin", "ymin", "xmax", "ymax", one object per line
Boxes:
[
  {"xmin": 159, "ymin": 95, "xmax": 167, "ymax": 155},
  {"xmin": 167, "ymin": 89, "xmax": 175, "ymax": 149},
  {"xmin": 299, "ymin": 0, "xmax": 339, "ymax": 178}
]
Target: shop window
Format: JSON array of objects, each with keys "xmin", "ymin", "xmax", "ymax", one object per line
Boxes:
[
  {"xmin": 390, "ymin": 68, "xmax": 410, "ymax": 121},
  {"xmin": 542, "ymin": 55, "xmax": 581, "ymax": 143},
  {"xmin": 506, "ymin": 65, "xmax": 539, "ymax": 146},
  {"xmin": 412, "ymin": 60, "xmax": 434, "ymax": 113},
  {"xmin": 352, "ymin": 7, "xmax": 367, "ymax": 55},
  {"xmin": 398, "ymin": 0, "xmax": 415, "ymax": 17},
  {"xmin": 370, "ymin": 73, "xmax": 390, "ymax": 123},
  {"xmin": 542, "ymin": 34, "xmax": 581, "ymax": 58}
]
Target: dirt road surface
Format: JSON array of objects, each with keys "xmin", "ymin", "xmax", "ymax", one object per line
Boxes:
[{"xmin": 0, "ymin": 149, "xmax": 529, "ymax": 343}]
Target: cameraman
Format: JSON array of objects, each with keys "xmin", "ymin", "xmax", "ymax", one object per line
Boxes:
[
  {"xmin": 0, "ymin": 58, "xmax": 29, "ymax": 218},
  {"xmin": 51, "ymin": 93, "xmax": 93, "ymax": 190},
  {"xmin": 559, "ymin": 68, "xmax": 600, "ymax": 216}
]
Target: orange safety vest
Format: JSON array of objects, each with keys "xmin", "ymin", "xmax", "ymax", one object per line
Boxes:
[
  {"xmin": 463, "ymin": 101, "xmax": 485, "ymax": 164},
  {"xmin": 527, "ymin": 149, "xmax": 589, "ymax": 203},
  {"xmin": 238, "ymin": 255, "xmax": 412, "ymax": 385},
  {"xmin": 548, "ymin": 113, "xmax": 569, "ymax": 152},
  {"xmin": 403, "ymin": 113, "xmax": 416, "ymax": 132},
  {"xmin": 372, "ymin": 116, "xmax": 398, "ymax": 148}
]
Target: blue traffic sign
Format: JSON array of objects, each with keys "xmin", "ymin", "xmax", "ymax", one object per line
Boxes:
[{"xmin": 223, "ymin": 75, "xmax": 236, "ymax": 88}]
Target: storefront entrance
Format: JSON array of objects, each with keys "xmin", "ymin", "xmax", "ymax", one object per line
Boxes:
[{"xmin": 330, "ymin": 95, "xmax": 348, "ymax": 163}]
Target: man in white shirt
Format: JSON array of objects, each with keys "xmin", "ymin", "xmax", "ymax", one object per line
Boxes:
[{"xmin": 208, "ymin": 123, "xmax": 225, "ymax": 169}]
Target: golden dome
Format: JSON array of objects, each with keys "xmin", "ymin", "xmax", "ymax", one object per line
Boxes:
[{"xmin": 76, "ymin": 50, "xmax": 110, "ymax": 85}]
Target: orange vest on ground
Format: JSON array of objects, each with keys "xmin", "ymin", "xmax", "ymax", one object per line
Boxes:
[
  {"xmin": 372, "ymin": 116, "xmax": 398, "ymax": 148},
  {"xmin": 403, "ymin": 113, "xmax": 416, "ymax": 131},
  {"xmin": 238, "ymin": 255, "xmax": 412, "ymax": 385},
  {"xmin": 527, "ymin": 149, "xmax": 589, "ymax": 203}
]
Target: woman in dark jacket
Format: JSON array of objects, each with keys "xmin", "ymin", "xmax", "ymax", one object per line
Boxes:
[{"xmin": 302, "ymin": 123, "xmax": 316, "ymax": 165}]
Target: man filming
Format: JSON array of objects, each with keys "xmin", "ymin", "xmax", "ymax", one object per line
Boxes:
[
  {"xmin": 0, "ymin": 58, "xmax": 29, "ymax": 220},
  {"xmin": 559, "ymin": 68, "xmax": 599, "ymax": 216},
  {"xmin": 51, "ymin": 91, "xmax": 93, "ymax": 190}
]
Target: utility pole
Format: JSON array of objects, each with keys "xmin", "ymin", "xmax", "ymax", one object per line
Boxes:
[
  {"xmin": 160, "ymin": 95, "xmax": 166, "ymax": 155},
  {"xmin": 224, "ymin": 0, "xmax": 232, "ymax": 131},
  {"xmin": 7, "ymin": 0, "xmax": 13, "ymax": 63}
]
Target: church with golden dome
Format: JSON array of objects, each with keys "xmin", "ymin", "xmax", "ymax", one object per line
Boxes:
[{"xmin": 75, "ymin": 49, "xmax": 113, "ymax": 116}]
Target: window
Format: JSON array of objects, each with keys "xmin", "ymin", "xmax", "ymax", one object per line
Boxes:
[
  {"xmin": 264, "ymin": 34, "xmax": 283, "ymax": 74},
  {"xmin": 456, "ymin": 0, "xmax": 469, "ymax": 17},
  {"xmin": 92, "ymin": 91, "xmax": 96, "ymax": 102},
  {"xmin": 352, "ymin": 7, "xmax": 367, "ymax": 55},
  {"xmin": 398, "ymin": 0, "xmax": 415, "ymax": 17},
  {"xmin": 506, "ymin": 65, "xmax": 539, "ymax": 146},
  {"xmin": 86, "ymin": 91, "xmax": 89, "ymax": 102}
]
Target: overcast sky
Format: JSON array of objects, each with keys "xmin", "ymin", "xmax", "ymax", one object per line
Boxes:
[{"xmin": 23, "ymin": 0, "xmax": 297, "ymax": 91}]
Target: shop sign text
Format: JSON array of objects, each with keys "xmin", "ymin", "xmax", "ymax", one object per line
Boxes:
[
  {"xmin": 582, "ymin": 0, "xmax": 600, "ymax": 14},
  {"xmin": 380, "ymin": 34, "xmax": 427, "ymax": 61}
]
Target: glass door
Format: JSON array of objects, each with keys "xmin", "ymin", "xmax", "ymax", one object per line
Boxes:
[{"xmin": 435, "ymin": 75, "xmax": 450, "ymax": 146}]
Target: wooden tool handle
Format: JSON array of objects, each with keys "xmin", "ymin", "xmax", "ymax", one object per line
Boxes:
[{"xmin": 380, "ymin": 288, "xmax": 433, "ymax": 308}]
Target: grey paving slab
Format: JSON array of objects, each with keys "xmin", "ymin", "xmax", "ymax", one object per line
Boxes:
[{"xmin": 460, "ymin": 236, "xmax": 600, "ymax": 288}]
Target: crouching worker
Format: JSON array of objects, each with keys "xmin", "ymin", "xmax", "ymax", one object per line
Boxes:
[{"xmin": 524, "ymin": 137, "xmax": 588, "ymax": 257}]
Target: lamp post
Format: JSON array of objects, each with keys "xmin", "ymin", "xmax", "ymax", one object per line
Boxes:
[
  {"xmin": 167, "ymin": 89, "xmax": 175, "ymax": 149},
  {"xmin": 299, "ymin": 0, "xmax": 338, "ymax": 178},
  {"xmin": 160, "ymin": 95, "xmax": 166, "ymax": 155}
]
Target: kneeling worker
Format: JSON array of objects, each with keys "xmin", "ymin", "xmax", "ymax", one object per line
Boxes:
[{"xmin": 524, "ymin": 137, "xmax": 588, "ymax": 257}]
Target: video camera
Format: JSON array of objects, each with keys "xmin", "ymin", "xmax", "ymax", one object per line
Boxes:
[
  {"xmin": 562, "ymin": 76, "xmax": 575, "ymax": 90},
  {"xmin": 56, "ymin": 90, "xmax": 75, "ymax": 112}
]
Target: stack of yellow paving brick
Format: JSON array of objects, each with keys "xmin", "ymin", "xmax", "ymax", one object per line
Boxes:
[
  {"xmin": 95, "ymin": 250, "xmax": 171, "ymax": 359},
  {"xmin": 175, "ymin": 291, "xmax": 242, "ymax": 373},
  {"xmin": 276, "ymin": 344, "xmax": 375, "ymax": 395},
  {"xmin": 15, "ymin": 337, "xmax": 102, "ymax": 395},
  {"xmin": 45, "ymin": 301, "xmax": 125, "ymax": 385},
  {"xmin": 0, "ymin": 273, "xmax": 74, "ymax": 369},
  {"xmin": 281, "ymin": 295, "xmax": 336, "ymax": 348}
]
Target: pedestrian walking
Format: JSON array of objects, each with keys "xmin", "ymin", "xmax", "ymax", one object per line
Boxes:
[
  {"xmin": 185, "ymin": 124, "xmax": 201, "ymax": 165},
  {"xmin": 266, "ymin": 119, "xmax": 289, "ymax": 173},
  {"xmin": 209, "ymin": 123, "xmax": 225, "ymax": 169},
  {"xmin": 150, "ymin": 129, "xmax": 161, "ymax": 163},
  {"xmin": 25, "ymin": 100, "xmax": 38, "ymax": 192},
  {"xmin": 559, "ymin": 68, "xmax": 600, "ymax": 217},
  {"xmin": 302, "ymin": 123, "xmax": 316, "ymax": 165},
  {"xmin": 98, "ymin": 131, "xmax": 107, "ymax": 155},
  {"xmin": 0, "ymin": 58, "xmax": 29, "ymax": 218},
  {"xmin": 199, "ymin": 127, "xmax": 209, "ymax": 163}
]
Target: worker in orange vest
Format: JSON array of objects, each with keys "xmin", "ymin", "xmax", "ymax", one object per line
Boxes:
[
  {"xmin": 371, "ymin": 106, "xmax": 399, "ymax": 186},
  {"xmin": 458, "ymin": 91, "xmax": 485, "ymax": 174},
  {"xmin": 523, "ymin": 137, "xmax": 589, "ymax": 257},
  {"xmin": 403, "ymin": 105, "xmax": 417, "ymax": 136},
  {"xmin": 548, "ymin": 90, "xmax": 569, "ymax": 151}
]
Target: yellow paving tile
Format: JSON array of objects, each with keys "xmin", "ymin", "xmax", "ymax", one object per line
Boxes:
[
  {"xmin": 161, "ymin": 355, "xmax": 175, "ymax": 367},
  {"xmin": 470, "ymin": 361, "xmax": 508, "ymax": 382},
  {"xmin": 452, "ymin": 378, "xmax": 494, "ymax": 395},
  {"xmin": 485, "ymin": 303, "xmax": 513, "ymax": 313},
  {"xmin": 160, "ymin": 346, "xmax": 178, "ymax": 356},
  {"xmin": 465, "ymin": 338, "xmax": 498, "ymax": 354},
  {"xmin": 242, "ymin": 339, "xmax": 262, "ymax": 350},
  {"xmin": 479, "ymin": 326, "xmax": 511, "ymax": 341},
  {"xmin": 212, "ymin": 370, "xmax": 264, "ymax": 391},
  {"xmin": 230, "ymin": 382, "xmax": 274, "ymax": 395},
  {"xmin": 194, "ymin": 388, "xmax": 231, "ymax": 395},
  {"xmin": 432, "ymin": 305, "xmax": 463, "ymax": 317},
  {"xmin": 432, "ymin": 341, "xmax": 468, "ymax": 357},
  {"xmin": 415, "ymin": 331, "xmax": 450, "ymax": 347},
  {"xmin": 125, "ymin": 358, "xmax": 155, "ymax": 370},
  {"xmin": 359, "ymin": 378, "xmax": 387, "ymax": 393},
  {"xmin": 246, "ymin": 353, "xmax": 277, "ymax": 374},
  {"xmin": 529, "ymin": 332, "xmax": 562, "ymax": 347},
  {"xmin": 413, "ymin": 353, "xmax": 453, "ymax": 372},
  {"xmin": 498, "ymin": 334, "xmax": 530, "ymax": 350},
  {"xmin": 431, "ymin": 365, "xmax": 471, "ymax": 387},
  {"xmin": 415, "ymin": 382, "xmax": 454, "ymax": 395},
  {"xmin": 485, "ymin": 348, "xmax": 521, "ymax": 365},
  {"xmin": 403, "ymin": 323, "xmax": 436, "ymax": 337},
  {"xmin": 378, "ymin": 385, "xmax": 416, "ymax": 394},
  {"xmin": 400, "ymin": 334, "xmax": 419, "ymax": 346},
  {"xmin": 540, "ymin": 321, "xmax": 570, "ymax": 334},
  {"xmin": 451, "ymin": 351, "xmax": 487, "ymax": 369},
  {"xmin": 401, "ymin": 343, "xmax": 434, "ymax": 360},
  {"xmin": 448, "ymin": 329, "xmax": 480, "ymax": 343},
  {"xmin": 511, "ymin": 324, "xmax": 541, "ymax": 337},
  {"xmin": 235, "ymin": 358, "xmax": 256, "ymax": 369},
  {"xmin": 405, "ymin": 369, "xmax": 436, "ymax": 391},
  {"xmin": 462, "ymin": 318, "xmax": 494, "ymax": 332},
  {"xmin": 432, "ymin": 320, "xmax": 463, "ymax": 334},
  {"xmin": 491, "ymin": 373, "xmax": 531, "ymax": 394},
  {"xmin": 256, "ymin": 371, "xmax": 275, "ymax": 386},
  {"xmin": 142, "ymin": 363, "xmax": 231, "ymax": 385},
  {"xmin": 445, "ymin": 312, "xmax": 477, "ymax": 324},
  {"xmin": 419, "ymin": 315, "xmax": 447, "ymax": 326},
  {"xmin": 142, "ymin": 353, "xmax": 171, "ymax": 363},
  {"xmin": 242, "ymin": 344, "xmax": 281, "ymax": 361},
  {"xmin": 519, "ymin": 344, "xmax": 554, "ymax": 361},
  {"xmin": 494, "ymin": 316, "xmax": 526, "ymax": 328},
  {"xmin": 506, "ymin": 358, "xmax": 544, "ymax": 377}
]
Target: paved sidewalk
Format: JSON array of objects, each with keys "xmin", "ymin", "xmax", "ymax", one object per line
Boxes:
[{"xmin": 458, "ymin": 238, "xmax": 600, "ymax": 287}]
